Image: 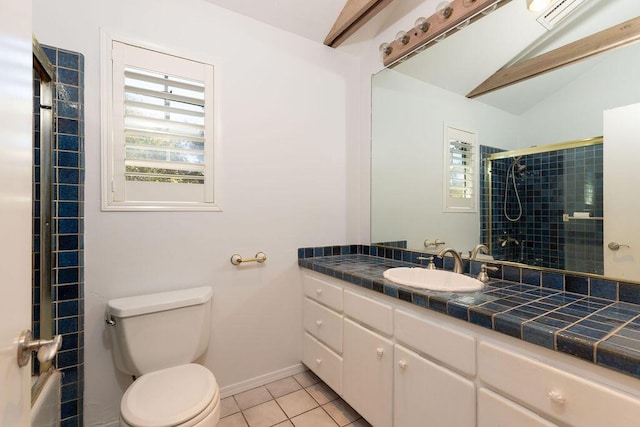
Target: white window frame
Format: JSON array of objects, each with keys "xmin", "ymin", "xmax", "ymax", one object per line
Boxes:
[
  {"xmin": 100, "ymin": 30, "xmax": 222, "ymax": 211},
  {"xmin": 443, "ymin": 124, "xmax": 477, "ymax": 213}
]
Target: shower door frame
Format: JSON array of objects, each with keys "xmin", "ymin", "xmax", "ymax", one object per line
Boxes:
[
  {"xmin": 484, "ymin": 136, "xmax": 603, "ymax": 263},
  {"xmin": 33, "ymin": 37, "xmax": 55, "ymax": 373}
]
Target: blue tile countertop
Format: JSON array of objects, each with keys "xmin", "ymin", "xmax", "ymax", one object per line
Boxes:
[{"xmin": 298, "ymin": 251, "xmax": 640, "ymax": 380}]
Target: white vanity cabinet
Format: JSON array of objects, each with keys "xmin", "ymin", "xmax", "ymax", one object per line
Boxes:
[
  {"xmin": 301, "ymin": 273, "xmax": 343, "ymax": 394},
  {"xmin": 300, "ymin": 270, "xmax": 640, "ymax": 427}
]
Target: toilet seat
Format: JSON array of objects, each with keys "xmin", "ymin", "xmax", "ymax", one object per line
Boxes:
[{"xmin": 121, "ymin": 363, "xmax": 219, "ymax": 427}]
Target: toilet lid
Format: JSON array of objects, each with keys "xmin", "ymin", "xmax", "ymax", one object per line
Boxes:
[{"xmin": 121, "ymin": 363, "xmax": 217, "ymax": 427}]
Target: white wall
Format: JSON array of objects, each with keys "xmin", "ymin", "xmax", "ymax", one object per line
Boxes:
[{"xmin": 33, "ymin": 0, "xmax": 360, "ymax": 424}]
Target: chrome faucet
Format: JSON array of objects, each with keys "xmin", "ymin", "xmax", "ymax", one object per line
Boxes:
[
  {"xmin": 470, "ymin": 244, "xmax": 490, "ymax": 260},
  {"xmin": 436, "ymin": 248, "xmax": 464, "ymax": 274}
]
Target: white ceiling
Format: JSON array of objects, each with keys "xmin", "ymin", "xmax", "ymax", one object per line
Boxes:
[
  {"xmin": 200, "ymin": 0, "xmax": 347, "ymax": 44},
  {"xmin": 199, "ymin": 0, "xmax": 640, "ymax": 114},
  {"xmin": 200, "ymin": 0, "xmax": 433, "ymax": 48}
]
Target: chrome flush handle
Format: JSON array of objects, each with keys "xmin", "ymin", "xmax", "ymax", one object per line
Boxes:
[
  {"xmin": 608, "ymin": 242, "xmax": 630, "ymax": 251},
  {"xmin": 17, "ymin": 330, "xmax": 62, "ymax": 367}
]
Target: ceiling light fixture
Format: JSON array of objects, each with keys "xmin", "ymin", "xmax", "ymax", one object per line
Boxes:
[
  {"xmin": 526, "ymin": 0, "xmax": 552, "ymax": 12},
  {"xmin": 380, "ymin": 0, "xmax": 511, "ymax": 67}
]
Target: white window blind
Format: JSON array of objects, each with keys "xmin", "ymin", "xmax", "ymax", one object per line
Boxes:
[
  {"xmin": 123, "ymin": 68, "xmax": 206, "ymax": 184},
  {"xmin": 443, "ymin": 126, "xmax": 477, "ymax": 212},
  {"xmin": 103, "ymin": 38, "xmax": 218, "ymax": 211}
]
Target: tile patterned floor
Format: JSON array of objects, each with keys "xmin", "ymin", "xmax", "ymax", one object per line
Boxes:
[{"xmin": 218, "ymin": 371, "xmax": 371, "ymax": 427}]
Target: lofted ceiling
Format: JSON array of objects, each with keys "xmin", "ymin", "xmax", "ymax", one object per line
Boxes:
[
  {"xmin": 199, "ymin": 0, "xmax": 639, "ymax": 114},
  {"xmin": 200, "ymin": 0, "xmax": 347, "ymax": 44},
  {"xmin": 392, "ymin": 0, "xmax": 640, "ymax": 113},
  {"xmin": 200, "ymin": 0, "xmax": 433, "ymax": 49}
]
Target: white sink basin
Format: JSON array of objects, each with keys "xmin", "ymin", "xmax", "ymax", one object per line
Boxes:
[{"xmin": 383, "ymin": 268, "xmax": 484, "ymax": 292}]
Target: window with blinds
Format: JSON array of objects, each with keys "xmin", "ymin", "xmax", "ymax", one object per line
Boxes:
[
  {"xmin": 102, "ymin": 37, "xmax": 219, "ymax": 211},
  {"xmin": 123, "ymin": 68, "xmax": 206, "ymax": 184},
  {"xmin": 443, "ymin": 126, "xmax": 477, "ymax": 212}
]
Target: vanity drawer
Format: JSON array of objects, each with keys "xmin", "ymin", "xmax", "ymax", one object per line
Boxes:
[
  {"xmin": 394, "ymin": 309, "xmax": 476, "ymax": 377},
  {"xmin": 478, "ymin": 388, "xmax": 558, "ymax": 427},
  {"xmin": 343, "ymin": 289, "xmax": 393, "ymax": 336},
  {"xmin": 303, "ymin": 273, "xmax": 343, "ymax": 311},
  {"xmin": 479, "ymin": 342, "xmax": 640, "ymax": 427},
  {"xmin": 302, "ymin": 332, "xmax": 342, "ymax": 395},
  {"xmin": 303, "ymin": 298, "xmax": 343, "ymax": 353}
]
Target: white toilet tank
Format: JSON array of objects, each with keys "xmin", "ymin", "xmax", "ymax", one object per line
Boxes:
[{"xmin": 106, "ymin": 286, "xmax": 212, "ymax": 377}]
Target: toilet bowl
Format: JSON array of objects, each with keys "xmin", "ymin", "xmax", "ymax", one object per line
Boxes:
[
  {"xmin": 105, "ymin": 287, "xmax": 220, "ymax": 427},
  {"xmin": 120, "ymin": 364, "xmax": 220, "ymax": 427}
]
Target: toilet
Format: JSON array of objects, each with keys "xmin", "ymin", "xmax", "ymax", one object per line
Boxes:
[{"xmin": 106, "ymin": 287, "xmax": 220, "ymax": 427}]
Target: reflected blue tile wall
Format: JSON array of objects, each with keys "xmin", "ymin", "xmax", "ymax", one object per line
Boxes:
[
  {"xmin": 42, "ymin": 45, "xmax": 85, "ymax": 427},
  {"xmin": 480, "ymin": 144, "xmax": 603, "ymax": 275}
]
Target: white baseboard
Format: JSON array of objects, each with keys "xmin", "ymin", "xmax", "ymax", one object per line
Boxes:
[
  {"xmin": 90, "ymin": 421, "xmax": 120, "ymax": 427},
  {"xmin": 219, "ymin": 363, "xmax": 308, "ymax": 398}
]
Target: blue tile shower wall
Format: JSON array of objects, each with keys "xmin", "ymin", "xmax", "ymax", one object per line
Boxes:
[
  {"xmin": 42, "ymin": 45, "xmax": 85, "ymax": 427},
  {"xmin": 480, "ymin": 144, "xmax": 603, "ymax": 275}
]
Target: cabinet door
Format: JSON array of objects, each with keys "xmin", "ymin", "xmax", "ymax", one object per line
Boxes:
[
  {"xmin": 394, "ymin": 344, "xmax": 475, "ymax": 427},
  {"xmin": 478, "ymin": 388, "xmax": 558, "ymax": 427},
  {"xmin": 343, "ymin": 318, "xmax": 393, "ymax": 427}
]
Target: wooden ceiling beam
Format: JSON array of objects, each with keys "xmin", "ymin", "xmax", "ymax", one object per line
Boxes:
[
  {"xmin": 467, "ymin": 16, "xmax": 640, "ymax": 98},
  {"xmin": 324, "ymin": 0, "xmax": 395, "ymax": 48}
]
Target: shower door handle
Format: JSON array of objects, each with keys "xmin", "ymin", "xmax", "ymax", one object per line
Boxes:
[{"xmin": 16, "ymin": 330, "xmax": 62, "ymax": 367}]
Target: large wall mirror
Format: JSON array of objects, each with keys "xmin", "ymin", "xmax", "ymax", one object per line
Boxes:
[{"xmin": 371, "ymin": 0, "xmax": 640, "ymax": 280}]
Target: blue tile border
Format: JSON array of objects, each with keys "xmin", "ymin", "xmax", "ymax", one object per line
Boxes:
[
  {"xmin": 40, "ymin": 45, "xmax": 85, "ymax": 427},
  {"xmin": 298, "ymin": 244, "xmax": 640, "ymax": 304},
  {"xmin": 298, "ymin": 245, "xmax": 640, "ymax": 380}
]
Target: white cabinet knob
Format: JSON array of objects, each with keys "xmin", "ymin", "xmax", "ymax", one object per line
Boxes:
[
  {"xmin": 316, "ymin": 320, "xmax": 323, "ymax": 327},
  {"xmin": 315, "ymin": 358, "xmax": 322, "ymax": 365},
  {"xmin": 316, "ymin": 288, "xmax": 323, "ymax": 295},
  {"xmin": 398, "ymin": 360, "xmax": 408, "ymax": 369},
  {"xmin": 376, "ymin": 347, "xmax": 384, "ymax": 356},
  {"xmin": 548, "ymin": 391, "xmax": 565, "ymax": 405}
]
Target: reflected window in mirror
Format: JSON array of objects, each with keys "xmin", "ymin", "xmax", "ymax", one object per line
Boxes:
[{"xmin": 444, "ymin": 125, "xmax": 477, "ymax": 213}]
